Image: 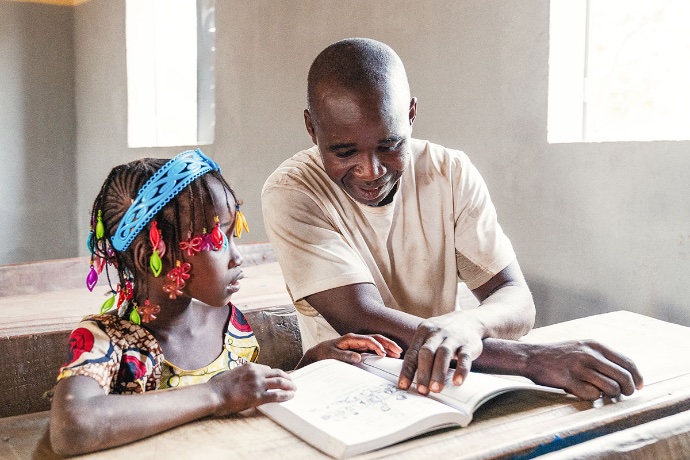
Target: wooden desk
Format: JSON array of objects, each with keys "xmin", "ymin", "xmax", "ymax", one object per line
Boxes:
[
  {"xmin": 2, "ymin": 311, "xmax": 689, "ymax": 459},
  {"xmin": 535, "ymin": 409, "xmax": 690, "ymax": 460}
]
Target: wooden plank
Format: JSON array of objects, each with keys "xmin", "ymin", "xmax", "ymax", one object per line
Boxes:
[
  {"xmin": 0, "ymin": 242, "xmax": 276, "ymax": 297},
  {"xmin": 0, "ymin": 411, "xmax": 57, "ymax": 460},
  {"xmin": 375, "ymin": 375, "xmax": 690, "ymax": 460},
  {"xmin": 246, "ymin": 306, "xmax": 302, "ymax": 371},
  {"xmin": 0, "ymin": 257, "xmax": 100, "ymax": 297},
  {"xmin": 534, "ymin": 409, "xmax": 690, "ymax": 460},
  {"xmin": 0, "ymin": 261, "xmax": 290, "ymax": 337},
  {"xmin": 0, "ymin": 331, "xmax": 69, "ymax": 418}
]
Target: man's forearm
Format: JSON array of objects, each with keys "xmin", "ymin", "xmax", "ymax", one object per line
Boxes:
[
  {"xmin": 471, "ymin": 338, "xmax": 532, "ymax": 375},
  {"xmin": 468, "ymin": 283, "xmax": 535, "ymax": 340},
  {"xmin": 466, "ymin": 260, "xmax": 536, "ymax": 341}
]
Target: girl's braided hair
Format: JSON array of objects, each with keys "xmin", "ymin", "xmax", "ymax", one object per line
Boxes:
[{"xmin": 88, "ymin": 158, "xmax": 236, "ymax": 301}]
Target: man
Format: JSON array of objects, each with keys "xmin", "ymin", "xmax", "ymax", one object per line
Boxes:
[{"xmin": 262, "ymin": 38, "xmax": 642, "ymax": 399}]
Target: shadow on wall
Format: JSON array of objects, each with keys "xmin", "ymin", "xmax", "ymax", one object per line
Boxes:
[
  {"xmin": 530, "ymin": 279, "xmax": 613, "ymax": 328},
  {"xmin": 530, "ymin": 279, "xmax": 690, "ymax": 328},
  {"xmin": 653, "ymin": 299, "xmax": 690, "ymax": 328}
]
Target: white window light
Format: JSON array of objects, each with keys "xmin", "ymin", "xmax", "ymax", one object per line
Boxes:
[
  {"xmin": 126, "ymin": 0, "xmax": 215, "ymax": 148},
  {"xmin": 548, "ymin": 0, "xmax": 690, "ymax": 143}
]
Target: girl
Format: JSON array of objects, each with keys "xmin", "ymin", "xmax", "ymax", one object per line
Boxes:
[{"xmin": 49, "ymin": 150, "xmax": 401, "ymax": 456}]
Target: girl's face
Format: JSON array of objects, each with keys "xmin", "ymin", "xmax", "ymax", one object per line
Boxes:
[{"xmin": 182, "ymin": 180, "xmax": 244, "ymax": 307}]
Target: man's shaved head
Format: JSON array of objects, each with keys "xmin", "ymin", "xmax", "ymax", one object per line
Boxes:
[
  {"xmin": 307, "ymin": 38, "xmax": 411, "ymax": 116},
  {"xmin": 303, "ymin": 38, "xmax": 417, "ymax": 207}
]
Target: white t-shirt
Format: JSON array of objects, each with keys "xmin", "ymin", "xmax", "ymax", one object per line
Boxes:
[{"xmin": 261, "ymin": 138, "xmax": 515, "ymax": 350}]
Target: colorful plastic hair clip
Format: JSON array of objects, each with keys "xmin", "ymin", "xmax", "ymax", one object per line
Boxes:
[
  {"xmin": 235, "ymin": 204, "xmax": 249, "ymax": 238},
  {"xmin": 163, "ymin": 260, "xmax": 191, "ymax": 299},
  {"xmin": 149, "ymin": 221, "xmax": 164, "ymax": 277},
  {"xmin": 211, "ymin": 216, "xmax": 224, "ymax": 250},
  {"xmin": 86, "ymin": 260, "xmax": 98, "ymax": 291},
  {"xmin": 180, "ymin": 233, "xmax": 203, "ymax": 257},
  {"xmin": 95, "ymin": 210, "xmax": 105, "ymax": 239},
  {"xmin": 138, "ymin": 300, "xmax": 161, "ymax": 323},
  {"xmin": 100, "ymin": 291, "xmax": 116, "ymax": 314}
]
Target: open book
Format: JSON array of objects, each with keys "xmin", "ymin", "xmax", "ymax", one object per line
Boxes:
[{"xmin": 258, "ymin": 355, "xmax": 564, "ymax": 459}]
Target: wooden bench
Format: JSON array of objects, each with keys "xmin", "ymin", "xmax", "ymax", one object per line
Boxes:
[{"xmin": 0, "ymin": 243, "xmax": 300, "ymax": 418}]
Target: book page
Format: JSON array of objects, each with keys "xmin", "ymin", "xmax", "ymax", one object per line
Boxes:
[
  {"xmin": 358, "ymin": 355, "xmax": 564, "ymax": 414},
  {"xmin": 261, "ymin": 359, "xmax": 469, "ymax": 454}
]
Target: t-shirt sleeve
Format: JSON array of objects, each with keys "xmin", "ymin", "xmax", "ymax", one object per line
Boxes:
[
  {"xmin": 56, "ymin": 315, "xmax": 161, "ymax": 394},
  {"xmin": 262, "ymin": 186, "xmax": 374, "ymax": 302},
  {"xmin": 56, "ymin": 317, "xmax": 121, "ymax": 394},
  {"xmin": 453, "ymin": 153, "xmax": 516, "ymax": 290}
]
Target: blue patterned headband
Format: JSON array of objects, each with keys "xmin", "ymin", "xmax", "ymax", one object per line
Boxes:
[{"xmin": 111, "ymin": 149, "xmax": 221, "ymax": 252}]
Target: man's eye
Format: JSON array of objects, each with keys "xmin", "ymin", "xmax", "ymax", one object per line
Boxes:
[
  {"xmin": 335, "ymin": 150, "xmax": 356, "ymax": 158},
  {"xmin": 379, "ymin": 141, "xmax": 402, "ymax": 152}
]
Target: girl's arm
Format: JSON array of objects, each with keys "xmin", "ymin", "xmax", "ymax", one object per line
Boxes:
[{"xmin": 49, "ymin": 363, "xmax": 295, "ymax": 456}]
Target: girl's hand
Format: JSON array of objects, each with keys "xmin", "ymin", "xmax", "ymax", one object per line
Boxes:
[
  {"xmin": 297, "ymin": 333, "xmax": 403, "ymax": 369},
  {"xmin": 208, "ymin": 363, "xmax": 296, "ymax": 416}
]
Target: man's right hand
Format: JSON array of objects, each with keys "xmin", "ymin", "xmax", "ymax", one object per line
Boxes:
[{"xmin": 397, "ymin": 312, "xmax": 485, "ymax": 394}]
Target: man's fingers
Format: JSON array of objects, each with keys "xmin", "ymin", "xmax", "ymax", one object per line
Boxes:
[
  {"xmin": 398, "ymin": 320, "xmax": 485, "ymax": 394},
  {"xmin": 429, "ymin": 342, "xmax": 454, "ymax": 392},
  {"xmin": 452, "ymin": 338, "xmax": 482, "ymax": 386},
  {"xmin": 567, "ymin": 380, "xmax": 605, "ymax": 401},
  {"xmin": 398, "ymin": 326, "xmax": 433, "ymax": 389},
  {"xmin": 581, "ymin": 353, "xmax": 638, "ymax": 397},
  {"xmin": 453, "ymin": 351, "xmax": 472, "ymax": 386},
  {"xmin": 570, "ymin": 342, "xmax": 640, "ymax": 396},
  {"xmin": 337, "ymin": 349, "xmax": 366, "ymax": 364},
  {"xmin": 411, "ymin": 334, "xmax": 446, "ymax": 394},
  {"xmin": 578, "ymin": 369, "xmax": 624, "ymax": 399},
  {"xmin": 594, "ymin": 343, "xmax": 644, "ymax": 391}
]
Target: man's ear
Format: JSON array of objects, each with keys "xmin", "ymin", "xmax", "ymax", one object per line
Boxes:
[
  {"xmin": 408, "ymin": 97, "xmax": 417, "ymax": 128},
  {"xmin": 304, "ymin": 109, "xmax": 318, "ymax": 145}
]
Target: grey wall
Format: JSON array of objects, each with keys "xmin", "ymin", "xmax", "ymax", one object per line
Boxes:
[
  {"xmin": 0, "ymin": 1, "xmax": 77, "ymax": 264},
  {"xmin": 4, "ymin": 0, "xmax": 690, "ymax": 327},
  {"xmin": 206, "ymin": 0, "xmax": 690, "ymax": 327}
]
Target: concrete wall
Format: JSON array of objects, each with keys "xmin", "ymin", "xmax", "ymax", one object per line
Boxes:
[
  {"xmin": 199, "ymin": 0, "xmax": 690, "ymax": 327},
  {"xmin": 0, "ymin": 1, "xmax": 77, "ymax": 264},
  {"xmin": 4, "ymin": 0, "xmax": 689, "ymax": 327}
]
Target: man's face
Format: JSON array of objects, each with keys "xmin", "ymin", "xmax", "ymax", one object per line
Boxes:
[{"xmin": 305, "ymin": 86, "xmax": 416, "ymax": 206}]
